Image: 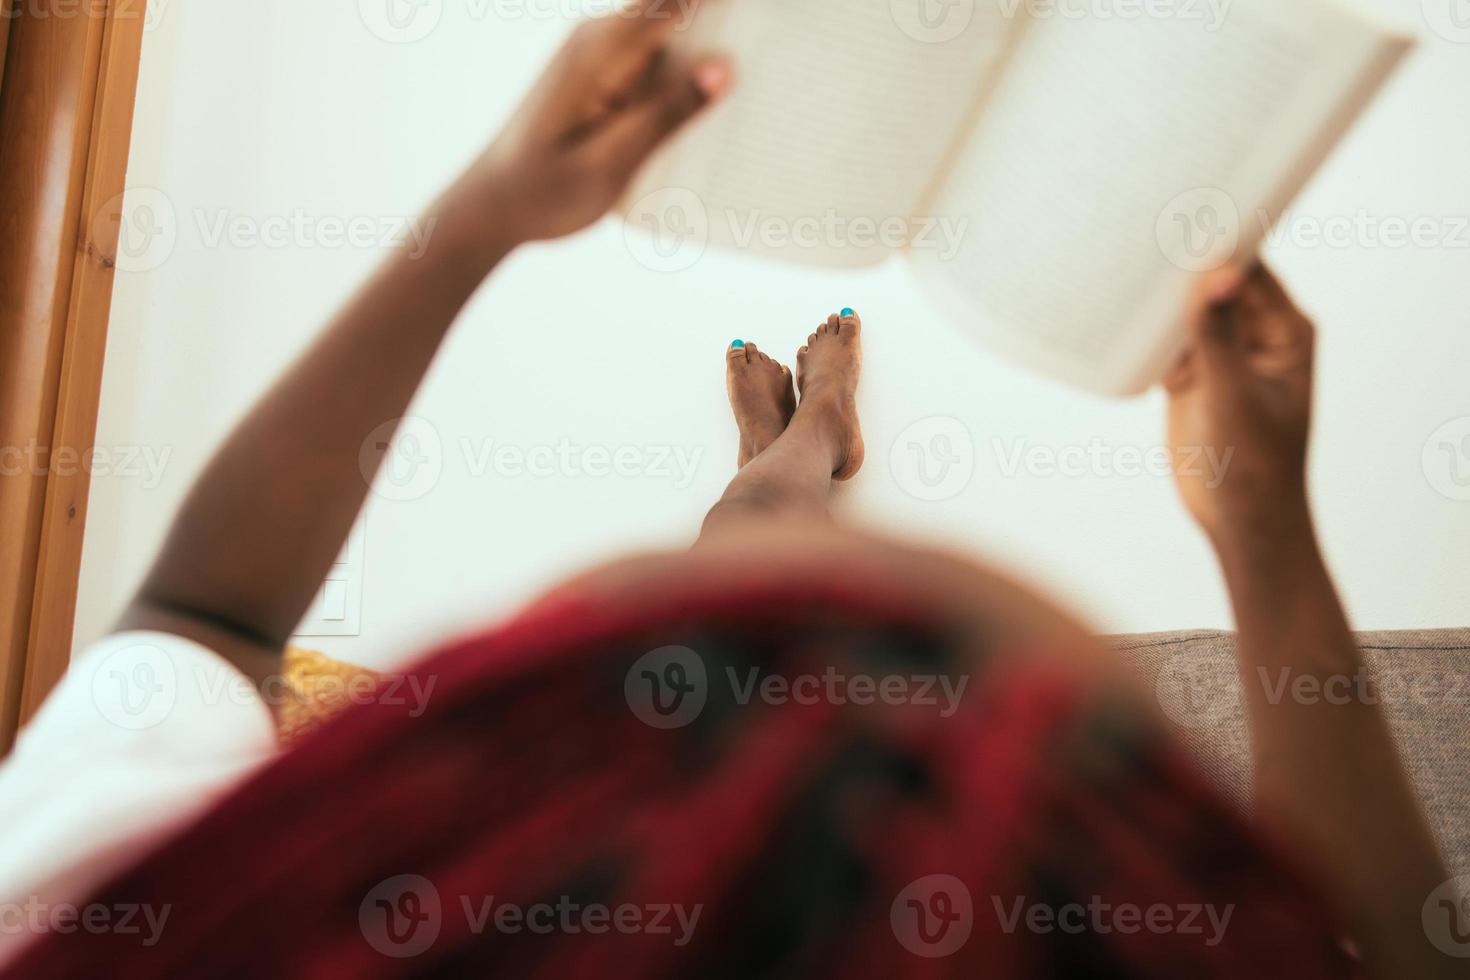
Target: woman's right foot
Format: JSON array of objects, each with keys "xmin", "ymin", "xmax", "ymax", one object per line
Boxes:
[
  {"xmin": 727, "ymin": 341, "xmax": 797, "ymax": 468},
  {"xmin": 797, "ymin": 310, "xmax": 865, "ymax": 481}
]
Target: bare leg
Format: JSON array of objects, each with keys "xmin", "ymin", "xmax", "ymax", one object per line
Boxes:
[{"xmin": 700, "ymin": 311, "xmax": 864, "ymax": 542}]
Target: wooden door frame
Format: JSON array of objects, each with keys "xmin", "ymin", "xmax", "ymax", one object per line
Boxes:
[{"xmin": 0, "ymin": 0, "xmax": 149, "ymax": 752}]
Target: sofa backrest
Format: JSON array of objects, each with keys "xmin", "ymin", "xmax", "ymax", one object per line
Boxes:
[{"xmin": 1112, "ymin": 629, "xmax": 1470, "ymax": 879}]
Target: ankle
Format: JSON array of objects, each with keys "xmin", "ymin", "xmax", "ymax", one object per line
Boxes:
[{"xmin": 793, "ymin": 395, "xmax": 849, "ymax": 471}]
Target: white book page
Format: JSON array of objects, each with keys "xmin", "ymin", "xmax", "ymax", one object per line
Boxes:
[
  {"xmin": 626, "ymin": 0, "xmax": 1024, "ymax": 268},
  {"xmin": 911, "ymin": 0, "xmax": 1402, "ymax": 392}
]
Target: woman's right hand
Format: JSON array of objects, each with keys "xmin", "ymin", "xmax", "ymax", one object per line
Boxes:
[{"xmin": 1164, "ymin": 263, "xmax": 1317, "ymax": 548}]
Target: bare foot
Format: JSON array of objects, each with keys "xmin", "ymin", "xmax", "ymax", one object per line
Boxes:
[
  {"xmin": 727, "ymin": 340, "xmax": 796, "ymax": 468},
  {"xmin": 796, "ymin": 310, "xmax": 865, "ymax": 481}
]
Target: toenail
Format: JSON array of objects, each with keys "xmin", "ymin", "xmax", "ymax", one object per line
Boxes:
[
  {"xmin": 841, "ymin": 308, "xmax": 854, "ymax": 317},
  {"xmin": 731, "ymin": 339, "xmax": 744, "ymax": 348}
]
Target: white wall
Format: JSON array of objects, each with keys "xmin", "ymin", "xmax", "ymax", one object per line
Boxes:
[{"xmin": 75, "ymin": 0, "xmax": 1470, "ymax": 670}]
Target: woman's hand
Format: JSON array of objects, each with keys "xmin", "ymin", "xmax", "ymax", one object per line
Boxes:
[
  {"xmin": 119, "ymin": 4, "xmax": 729, "ymax": 687},
  {"xmin": 442, "ymin": 0, "xmax": 730, "ymax": 256},
  {"xmin": 1168, "ymin": 265, "xmax": 1460, "ymax": 980},
  {"xmin": 1165, "ymin": 263, "xmax": 1316, "ymax": 548}
]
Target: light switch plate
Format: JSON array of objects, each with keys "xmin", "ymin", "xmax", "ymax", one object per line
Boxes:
[{"xmin": 295, "ymin": 519, "xmax": 366, "ymax": 637}]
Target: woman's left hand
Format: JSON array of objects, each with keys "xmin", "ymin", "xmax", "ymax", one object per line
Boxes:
[{"xmin": 446, "ymin": 0, "xmax": 730, "ymax": 254}]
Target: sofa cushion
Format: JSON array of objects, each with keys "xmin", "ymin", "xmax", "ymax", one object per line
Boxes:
[{"xmin": 1111, "ymin": 628, "xmax": 1470, "ymax": 879}]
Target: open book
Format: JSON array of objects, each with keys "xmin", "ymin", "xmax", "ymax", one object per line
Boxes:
[{"xmin": 623, "ymin": 0, "xmax": 1412, "ymax": 395}]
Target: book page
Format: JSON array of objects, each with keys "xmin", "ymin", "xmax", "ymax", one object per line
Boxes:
[
  {"xmin": 911, "ymin": 0, "xmax": 1405, "ymax": 392},
  {"xmin": 625, "ymin": 0, "xmax": 1024, "ymax": 268}
]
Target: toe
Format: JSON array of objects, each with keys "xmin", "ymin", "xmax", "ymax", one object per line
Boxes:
[
  {"xmin": 744, "ymin": 341, "xmax": 759, "ymax": 362},
  {"xmin": 808, "ymin": 332, "xmax": 818, "ymax": 346},
  {"xmin": 839, "ymin": 308, "xmax": 861, "ymax": 337},
  {"xmin": 728, "ymin": 339, "xmax": 746, "ymax": 363}
]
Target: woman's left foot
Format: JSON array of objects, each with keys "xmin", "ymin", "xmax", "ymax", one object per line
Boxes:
[{"xmin": 726, "ymin": 341, "xmax": 797, "ymax": 468}]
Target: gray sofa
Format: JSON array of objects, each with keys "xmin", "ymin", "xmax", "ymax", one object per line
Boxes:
[{"xmin": 1114, "ymin": 629, "xmax": 1470, "ymax": 879}]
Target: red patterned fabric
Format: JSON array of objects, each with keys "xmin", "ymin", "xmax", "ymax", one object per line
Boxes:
[{"xmin": 5, "ymin": 576, "xmax": 1352, "ymax": 978}]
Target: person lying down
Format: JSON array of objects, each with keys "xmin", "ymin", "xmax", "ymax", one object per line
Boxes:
[{"xmin": 0, "ymin": 4, "xmax": 1455, "ymax": 978}]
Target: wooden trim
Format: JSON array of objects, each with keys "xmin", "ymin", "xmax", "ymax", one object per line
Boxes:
[
  {"xmin": 0, "ymin": 1, "xmax": 16, "ymax": 92},
  {"xmin": 24, "ymin": 4, "xmax": 149, "ymax": 723},
  {"xmin": 0, "ymin": 0, "xmax": 147, "ymax": 751}
]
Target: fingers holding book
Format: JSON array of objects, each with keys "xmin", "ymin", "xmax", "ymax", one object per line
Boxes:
[
  {"xmin": 438, "ymin": 0, "xmax": 732, "ymax": 251},
  {"xmin": 1164, "ymin": 263, "xmax": 1315, "ymax": 544},
  {"xmin": 1184, "ymin": 264, "xmax": 1316, "ymax": 379}
]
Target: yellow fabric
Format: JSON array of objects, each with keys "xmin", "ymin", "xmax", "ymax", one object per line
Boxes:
[{"xmin": 278, "ymin": 646, "xmax": 381, "ymax": 745}]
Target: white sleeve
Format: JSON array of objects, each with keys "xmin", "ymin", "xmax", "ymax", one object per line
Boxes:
[{"xmin": 0, "ymin": 631, "xmax": 278, "ymax": 965}]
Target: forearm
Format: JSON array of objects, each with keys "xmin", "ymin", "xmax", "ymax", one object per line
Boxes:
[
  {"xmin": 121, "ymin": 187, "xmax": 518, "ymax": 659},
  {"xmin": 114, "ymin": 0, "xmax": 726, "ymax": 668},
  {"xmin": 1214, "ymin": 509, "xmax": 1454, "ymax": 978}
]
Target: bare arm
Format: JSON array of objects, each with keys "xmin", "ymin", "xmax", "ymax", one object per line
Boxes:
[
  {"xmin": 117, "ymin": 207, "xmax": 509, "ymax": 679},
  {"xmin": 1166, "ymin": 265, "xmax": 1458, "ymax": 978},
  {"xmin": 119, "ymin": 6, "xmax": 731, "ymax": 685}
]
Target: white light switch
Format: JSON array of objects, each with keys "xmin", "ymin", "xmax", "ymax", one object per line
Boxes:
[
  {"xmin": 295, "ymin": 520, "xmax": 366, "ymax": 637},
  {"xmin": 318, "ymin": 579, "xmax": 349, "ymax": 622}
]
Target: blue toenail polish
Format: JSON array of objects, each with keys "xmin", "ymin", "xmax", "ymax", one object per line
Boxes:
[
  {"xmin": 841, "ymin": 308, "xmax": 855, "ymax": 317},
  {"xmin": 731, "ymin": 339, "xmax": 745, "ymax": 348}
]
